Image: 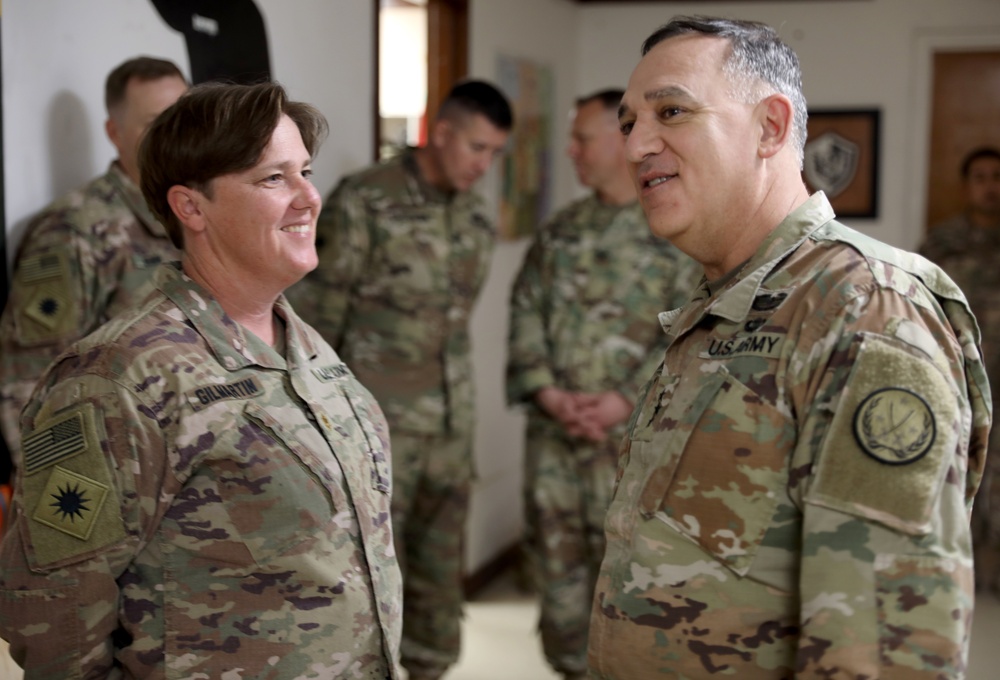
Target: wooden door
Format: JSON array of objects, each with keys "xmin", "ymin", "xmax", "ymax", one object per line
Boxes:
[
  {"xmin": 426, "ymin": 0, "xmax": 468, "ymax": 124},
  {"xmin": 926, "ymin": 51, "xmax": 1000, "ymax": 229},
  {"xmin": 373, "ymin": 0, "xmax": 468, "ymax": 161}
]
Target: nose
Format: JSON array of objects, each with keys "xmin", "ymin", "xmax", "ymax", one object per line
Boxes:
[
  {"xmin": 623, "ymin": 114, "xmax": 663, "ymax": 165},
  {"xmin": 567, "ymin": 139, "xmax": 580, "ymax": 161},
  {"xmin": 475, "ymin": 153, "xmax": 492, "ymax": 176},
  {"xmin": 294, "ymin": 175, "xmax": 322, "ymax": 213}
]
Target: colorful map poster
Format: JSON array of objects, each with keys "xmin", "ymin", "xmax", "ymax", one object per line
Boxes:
[{"xmin": 497, "ymin": 54, "xmax": 553, "ymax": 240}]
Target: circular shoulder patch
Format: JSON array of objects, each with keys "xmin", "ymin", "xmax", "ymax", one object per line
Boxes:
[{"xmin": 853, "ymin": 387, "xmax": 935, "ymax": 466}]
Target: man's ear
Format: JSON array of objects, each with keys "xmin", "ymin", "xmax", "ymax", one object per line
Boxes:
[
  {"xmin": 430, "ymin": 118, "xmax": 452, "ymax": 149},
  {"xmin": 167, "ymin": 185, "xmax": 208, "ymax": 233},
  {"xmin": 757, "ymin": 94, "xmax": 794, "ymax": 160},
  {"xmin": 105, "ymin": 117, "xmax": 121, "ymax": 153}
]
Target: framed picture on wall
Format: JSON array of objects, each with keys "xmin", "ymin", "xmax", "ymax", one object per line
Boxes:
[{"xmin": 803, "ymin": 108, "xmax": 880, "ymax": 219}]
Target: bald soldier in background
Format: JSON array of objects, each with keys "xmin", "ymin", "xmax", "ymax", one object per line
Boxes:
[
  {"xmin": 0, "ymin": 56, "xmax": 188, "ymax": 462},
  {"xmin": 588, "ymin": 16, "xmax": 989, "ymax": 678},
  {"xmin": 506, "ymin": 89, "xmax": 698, "ymax": 680}
]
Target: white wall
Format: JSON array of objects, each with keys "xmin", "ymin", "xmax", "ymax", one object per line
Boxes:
[
  {"xmin": 2, "ymin": 0, "xmax": 373, "ymax": 264},
  {"xmin": 465, "ymin": 0, "xmax": 580, "ymax": 574},
  {"xmin": 576, "ymin": 0, "xmax": 1000, "ymax": 251}
]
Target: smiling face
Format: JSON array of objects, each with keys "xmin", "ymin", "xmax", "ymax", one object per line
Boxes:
[
  {"xmin": 191, "ymin": 115, "xmax": 322, "ymax": 295},
  {"xmin": 618, "ymin": 35, "xmax": 763, "ymax": 254}
]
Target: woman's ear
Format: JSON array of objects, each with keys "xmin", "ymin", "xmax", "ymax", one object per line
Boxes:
[{"xmin": 167, "ymin": 185, "xmax": 207, "ymax": 233}]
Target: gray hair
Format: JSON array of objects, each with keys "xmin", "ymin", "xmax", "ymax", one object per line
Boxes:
[{"xmin": 642, "ymin": 16, "xmax": 808, "ymax": 167}]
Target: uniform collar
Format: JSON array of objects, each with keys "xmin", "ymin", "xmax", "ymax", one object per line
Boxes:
[
  {"xmin": 402, "ymin": 146, "xmax": 465, "ymax": 205},
  {"xmin": 705, "ymin": 192, "xmax": 835, "ymax": 322},
  {"xmin": 155, "ymin": 262, "xmax": 320, "ymax": 373},
  {"xmin": 105, "ymin": 161, "xmax": 171, "ymax": 239}
]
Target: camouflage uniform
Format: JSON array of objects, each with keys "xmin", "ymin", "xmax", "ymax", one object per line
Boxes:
[
  {"xmin": 0, "ymin": 162, "xmax": 180, "ymax": 460},
  {"xmin": 0, "ymin": 263, "xmax": 403, "ymax": 679},
  {"xmin": 920, "ymin": 216, "xmax": 1000, "ymax": 591},
  {"xmin": 289, "ymin": 147, "xmax": 493, "ymax": 676},
  {"xmin": 588, "ymin": 193, "xmax": 990, "ymax": 679},
  {"xmin": 506, "ymin": 196, "xmax": 699, "ymax": 676}
]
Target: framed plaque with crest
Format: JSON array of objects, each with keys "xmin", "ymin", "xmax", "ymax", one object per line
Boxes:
[{"xmin": 802, "ymin": 108, "xmax": 880, "ymax": 219}]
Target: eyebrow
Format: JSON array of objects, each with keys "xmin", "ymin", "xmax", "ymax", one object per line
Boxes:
[{"xmin": 618, "ymin": 85, "xmax": 695, "ymax": 121}]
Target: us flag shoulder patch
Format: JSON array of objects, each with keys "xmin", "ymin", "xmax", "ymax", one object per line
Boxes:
[
  {"xmin": 23, "ymin": 410, "xmax": 88, "ymax": 475},
  {"xmin": 17, "ymin": 253, "xmax": 65, "ymax": 284}
]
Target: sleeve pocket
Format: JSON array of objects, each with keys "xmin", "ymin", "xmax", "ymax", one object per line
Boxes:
[{"xmin": 874, "ymin": 553, "xmax": 972, "ymax": 677}]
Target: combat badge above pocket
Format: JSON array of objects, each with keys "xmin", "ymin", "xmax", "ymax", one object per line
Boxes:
[
  {"xmin": 806, "ymin": 332, "xmax": 960, "ymax": 536},
  {"xmin": 14, "ymin": 252, "xmax": 76, "ymax": 345}
]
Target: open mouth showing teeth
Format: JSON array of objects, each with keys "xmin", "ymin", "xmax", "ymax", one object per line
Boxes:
[
  {"xmin": 282, "ymin": 225, "xmax": 310, "ymax": 233},
  {"xmin": 646, "ymin": 176, "xmax": 670, "ymax": 188}
]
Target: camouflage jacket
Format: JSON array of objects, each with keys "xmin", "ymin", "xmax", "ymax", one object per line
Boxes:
[
  {"xmin": 506, "ymin": 195, "xmax": 700, "ymax": 419},
  {"xmin": 0, "ymin": 263, "xmax": 402, "ymax": 679},
  {"xmin": 289, "ymin": 148, "xmax": 494, "ymax": 436},
  {"xmin": 0, "ymin": 162, "xmax": 180, "ymax": 459},
  {"xmin": 919, "ymin": 216, "xmax": 1000, "ymax": 397},
  {"xmin": 588, "ymin": 193, "xmax": 991, "ymax": 679}
]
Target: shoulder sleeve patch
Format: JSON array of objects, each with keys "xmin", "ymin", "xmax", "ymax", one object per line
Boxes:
[
  {"xmin": 853, "ymin": 388, "xmax": 935, "ymax": 466},
  {"xmin": 22, "ymin": 409, "xmax": 90, "ymax": 475},
  {"xmin": 806, "ymin": 332, "xmax": 961, "ymax": 535},
  {"xmin": 15, "ymin": 252, "xmax": 77, "ymax": 344},
  {"xmin": 19, "ymin": 404, "xmax": 126, "ymax": 567}
]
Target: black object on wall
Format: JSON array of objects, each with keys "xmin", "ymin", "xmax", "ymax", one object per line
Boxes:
[{"xmin": 150, "ymin": 0, "xmax": 272, "ymax": 85}]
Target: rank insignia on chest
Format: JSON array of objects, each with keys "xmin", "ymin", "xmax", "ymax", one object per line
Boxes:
[
  {"xmin": 751, "ymin": 291, "xmax": 788, "ymax": 311},
  {"xmin": 853, "ymin": 387, "xmax": 935, "ymax": 465}
]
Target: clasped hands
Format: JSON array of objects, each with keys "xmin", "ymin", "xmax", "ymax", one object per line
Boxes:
[{"xmin": 534, "ymin": 385, "xmax": 632, "ymax": 443}]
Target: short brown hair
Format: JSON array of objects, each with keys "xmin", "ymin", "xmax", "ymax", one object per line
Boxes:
[
  {"xmin": 437, "ymin": 80, "xmax": 513, "ymax": 131},
  {"xmin": 139, "ymin": 81, "xmax": 328, "ymax": 247},
  {"xmin": 575, "ymin": 89, "xmax": 624, "ymax": 113},
  {"xmin": 105, "ymin": 56, "xmax": 186, "ymax": 115}
]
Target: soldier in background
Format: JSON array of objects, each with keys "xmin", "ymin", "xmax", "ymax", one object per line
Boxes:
[
  {"xmin": 588, "ymin": 16, "xmax": 989, "ymax": 677},
  {"xmin": 506, "ymin": 89, "xmax": 699, "ymax": 680},
  {"xmin": 0, "ymin": 81, "xmax": 402, "ymax": 678},
  {"xmin": 289, "ymin": 80, "xmax": 512, "ymax": 680},
  {"xmin": 0, "ymin": 56, "xmax": 188, "ymax": 463},
  {"xmin": 920, "ymin": 146, "xmax": 1000, "ymax": 593}
]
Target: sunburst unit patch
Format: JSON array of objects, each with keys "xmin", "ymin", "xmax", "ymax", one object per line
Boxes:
[
  {"xmin": 33, "ymin": 466, "xmax": 110, "ymax": 541},
  {"xmin": 853, "ymin": 387, "xmax": 935, "ymax": 465}
]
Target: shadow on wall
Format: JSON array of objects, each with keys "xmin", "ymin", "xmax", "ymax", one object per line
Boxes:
[
  {"xmin": 47, "ymin": 90, "xmax": 95, "ymax": 205},
  {"xmin": 2, "ymin": 90, "xmax": 100, "ymax": 256}
]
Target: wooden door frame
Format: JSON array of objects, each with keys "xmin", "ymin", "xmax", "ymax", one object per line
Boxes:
[{"xmin": 373, "ymin": 0, "xmax": 468, "ymax": 160}]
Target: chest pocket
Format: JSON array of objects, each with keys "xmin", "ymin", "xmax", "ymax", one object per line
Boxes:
[
  {"xmin": 366, "ymin": 209, "xmax": 447, "ymax": 306},
  {"xmin": 207, "ymin": 402, "xmax": 342, "ymax": 567},
  {"xmin": 340, "ymin": 388, "xmax": 391, "ymax": 494},
  {"xmin": 637, "ymin": 367, "xmax": 793, "ymax": 576}
]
